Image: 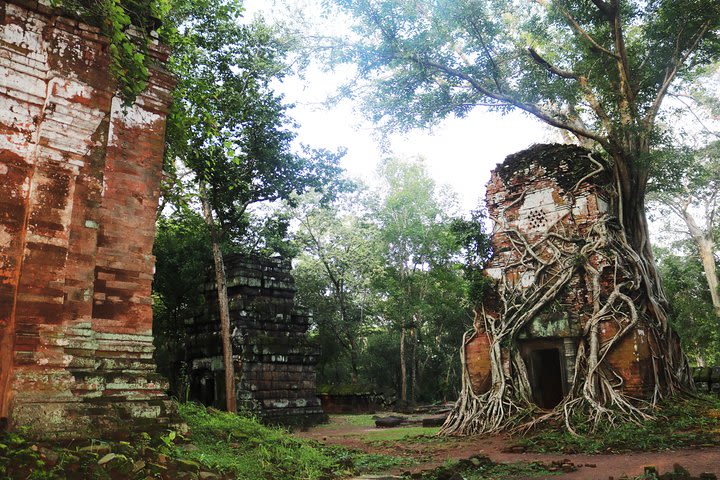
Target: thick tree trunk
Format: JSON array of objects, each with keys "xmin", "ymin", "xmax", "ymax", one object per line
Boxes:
[
  {"xmin": 681, "ymin": 209, "xmax": 720, "ymax": 316},
  {"xmin": 400, "ymin": 326, "xmax": 407, "ymax": 402},
  {"xmin": 614, "ymin": 153, "xmax": 692, "ymax": 394},
  {"xmin": 696, "ymin": 237, "xmax": 720, "ymax": 316},
  {"xmin": 200, "ymin": 184, "xmax": 237, "ymax": 413}
]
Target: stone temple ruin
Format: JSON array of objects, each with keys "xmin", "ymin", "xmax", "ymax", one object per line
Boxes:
[
  {"xmin": 0, "ymin": 0, "xmax": 175, "ymax": 438},
  {"xmin": 466, "ymin": 144, "xmax": 658, "ymax": 409},
  {"xmin": 181, "ymin": 254, "xmax": 326, "ymax": 427},
  {"xmin": 0, "ymin": 0, "xmax": 683, "ymax": 440},
  {"xmin": 0, "ymin": 0, "xmax": 325, "ymax": 437}
]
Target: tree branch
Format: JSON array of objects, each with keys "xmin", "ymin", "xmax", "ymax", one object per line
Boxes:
[
  {"xmin": 413, "ymin": 55, "xmax": 610, "ymax": 147},
  {"xmin": 589, "ymin": 0, "xmax": 614, "ymax": 18},
  {"xmin": 560, "ymin": 7, "xmax": 620, "ymax": 60},
  {"xmin": 526, "ymin": 46, "xmax": 613, "ymax": 136},
  {"xmin": 578, "ymin": 76, "xmax": 613, "ymax": 134},
  {"xmin": 527, "ymin": 47, "xmax": 578, "ymax": 79},
  {"xmin": 467, "ymin": 17, "xmax": 504, "ymax": 92},
  {"xmin": 643, "ymin": 20, "xmax": 711, "ymax": 129},
  {"xmin": 609, "ymin": 0, "xmax": 636, "ymax": 113},
  {"xmin": 667, "ymin": 92, "xmax": 720, "ymax": 140}
]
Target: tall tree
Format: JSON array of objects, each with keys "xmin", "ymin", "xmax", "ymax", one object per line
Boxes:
[
  {"xmin": 649, "ymin": 143, "xmax": 720, "ymax": 316},
  {"xmin": 291, "ymin": 186, "xmax": 474, "ymax": 400},
  {"xmin": 657, "ymin": 247, "xmax": 720, "ymax": 367},
  {"xmin": 333, "ymin": 0, "xmax": 720, "ymax": 432},
  {"xmin": 293, "ymin": 190, "xmax": 382, "ymax": 384},
  {"xmin": 374, "ymin": 157, "xmax": 460, "ymax": 404},
  {"xmin": 163, "ymin": 0, "xmax": 342, "ymax": 411}
]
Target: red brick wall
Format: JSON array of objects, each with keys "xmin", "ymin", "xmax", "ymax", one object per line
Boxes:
[
  {"xmin": 0, "ymin": 0, "xmax": 175, "ymax": 438},
  {"xmin": 465, "ymin": 332, "xmax": 492, "ymax": 394}
]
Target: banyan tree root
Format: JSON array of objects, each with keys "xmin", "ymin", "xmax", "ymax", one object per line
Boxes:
[{"xmin": 440, "ymin": 169, "xmax": 692, "ymax": 437}]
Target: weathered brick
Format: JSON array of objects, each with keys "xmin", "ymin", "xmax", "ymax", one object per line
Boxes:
[
  {"xmin": 0, "ymin": 0, "xmax": 175, "ymax": 439},
  {"xmin": 179, "ymin": 254, "xmax": 326, "ymax": 428},
  {"xmin": 467, "ymin": 144, "xmax": 658, "ymax": 404}
]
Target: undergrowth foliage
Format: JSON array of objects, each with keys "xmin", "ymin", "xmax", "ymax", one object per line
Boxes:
[
  {"xmin": 175, "ymin": 402, "xmax": 339, "ymax": 478},
  {"xmin": 173, "ymin": 403, "xmax": 409, "ymax": 479},
  {"xmin": 0, "ymin": 403, "xmax": 409, "ymax": 479}
]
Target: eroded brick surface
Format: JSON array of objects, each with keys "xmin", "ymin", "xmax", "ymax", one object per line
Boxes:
[
  {"xmin": 183, "ymin": 254, "xmax": 327, "ymax": 428},
  {"xmin": 467, "ymin": 144, "xmax": 656, "ymax": 402},
  {"xmin": 0, "ymin": 0, "xmax": 174, "ymax": 438}
]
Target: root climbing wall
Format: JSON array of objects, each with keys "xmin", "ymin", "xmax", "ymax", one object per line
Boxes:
[
  {"xmin": 0, "ymin": 0, "xmax": 175, "ymax": 438},
  {"xmin": 466, "ymin": 144, "xmax": 658, "ymax": 403}
]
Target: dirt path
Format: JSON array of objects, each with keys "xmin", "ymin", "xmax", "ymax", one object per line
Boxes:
[{"xmin": 297, "ymin": 416, "xmax": 720, "ymax": 479}]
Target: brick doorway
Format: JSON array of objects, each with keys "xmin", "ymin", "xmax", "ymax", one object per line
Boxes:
[{"xmin": 520, "ymin": 340, "xmax": 568, "ymax": 409}]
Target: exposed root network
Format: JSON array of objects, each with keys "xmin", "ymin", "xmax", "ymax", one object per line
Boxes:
[{"xmin": 441, "ymin": 160, "xmax": 691, "ymax": 436}]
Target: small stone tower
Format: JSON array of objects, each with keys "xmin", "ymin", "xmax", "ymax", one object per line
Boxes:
[{"xmin": 184, "ymin": 254, "xmax": 326, "ymax": 427}]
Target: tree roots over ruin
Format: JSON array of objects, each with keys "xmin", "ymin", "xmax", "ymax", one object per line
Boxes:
[{"xmin": 440, "ymin": 164, "xmax": 692, "ymax": 436}]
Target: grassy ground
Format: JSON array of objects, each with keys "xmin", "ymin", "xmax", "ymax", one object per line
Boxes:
[
  {"xmin": 400, "ymin": 456, "xmax": 558, "ymax": 480},
  {"xmin": 4, "ymin": 396, "xmax": 717, "ymax": 479},
  {"xmin": 313, "ymin": 414, "xmax": 377, "ymax": 429},
  {"xmin": 516, "ymin": 394, "xmax": 720, "ymax": 454},
  {"xmin": 0, "ymin": 403, "xmax": 411, "ymax": 480},
  {"xmin": 361, "ymin": 426, "xmax": 441, "ymax": 443},
  {"xmin": 299, "ymin": 414, "xmax": 566, "ymax": 478},
  {"xmin": 173, "ymin": 403, "xmax": 412, "ymax": 478},
  {"xmin": 314, "ymin": 414, "xmax": 441, "ymax": 441}
]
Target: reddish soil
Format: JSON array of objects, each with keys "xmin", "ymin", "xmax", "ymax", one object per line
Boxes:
[{"xmin": 297, "ymin": 416, "xmax": 720, "ymax": 479}]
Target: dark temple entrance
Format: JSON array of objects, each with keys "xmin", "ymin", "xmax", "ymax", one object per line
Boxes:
[
  {"xmin": 529, "ymin": 348, "xmax": 564, "ymax": 409},
  {"xmin": 519, "ymin": 339, "xmax": 570, "ymax": 410}
]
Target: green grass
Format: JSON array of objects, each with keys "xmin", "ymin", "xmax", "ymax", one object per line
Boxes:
[
  {"xmin": 411, "ymin": 457, "xmax": 557, "ymax": 480},
  {"xmin": 516, "ymin": 394, "xmax": 720, "ymax": 454},
  {"xmin": 361, "ymin": 426, "xmax": 441, "ymax": 443},
  {"xmin": 175, "ymin": 403, "xmax": 338, "ymax": 479},
  {"xmin": 314, "ymin": 414, "xmax": 377, "ymax": 429},
  {"xmin": 461, "ymin": 462, "xmax": 557, "ymax": 480},
  {"xmin": 175, "ymin": 403, "xmax": 409, "ymax": 478},
  {"xmin": 0, "ymin": 403, "xmax": 410, "ymax": 480}
]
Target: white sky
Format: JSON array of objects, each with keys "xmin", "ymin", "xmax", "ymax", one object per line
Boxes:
[
  {"xmin": 242, "ymin": 2, "xmax": 550, "ymax": 213},
  {"xmin": 240, "ymin": 2, "xmax": 712, "ymax": 254}
]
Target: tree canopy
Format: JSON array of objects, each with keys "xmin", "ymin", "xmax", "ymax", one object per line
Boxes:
[
  {"xmin": 329, "ymin": 0, "xmax": 720, "ymax": 433},
  {"xmin": 334, "ymin": 0, "xmax": 720, "ymax": 147},
  {"xmin": 332, "ymin": 0, "xmax": 720, "ymax": 253}
]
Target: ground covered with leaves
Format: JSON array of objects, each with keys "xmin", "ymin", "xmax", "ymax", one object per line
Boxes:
[{"xmin": 515, "ymin": 395, "xmax": 720, "ymax": 454}]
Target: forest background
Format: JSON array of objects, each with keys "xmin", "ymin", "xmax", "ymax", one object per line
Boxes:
[{"xmin": 146, "ymin": 0, "xmax": 720, "ymax": 406}]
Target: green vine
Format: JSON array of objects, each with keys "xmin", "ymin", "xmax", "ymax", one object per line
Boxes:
[{"xmin": 52, "ymin": 0, "xmax": 171, "ymax": 103}]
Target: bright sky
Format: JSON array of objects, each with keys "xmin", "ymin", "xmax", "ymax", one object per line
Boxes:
[
  {"xmin": 236, "ymin": 2, "xmax": 720, "ymax": 257},
  {"xmin": 243, "ymin": 2, "xmax": 550, "ymax": 213}
]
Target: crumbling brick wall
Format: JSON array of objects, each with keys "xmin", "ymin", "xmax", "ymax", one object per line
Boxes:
[
  {"xmin": 184, "ymin": 254, "xmax": 326, "ymax": 427},
  {"xmin": 466, "ymin": 144, "xmax": 656, "ymax": 406},
  {"xmin": 0, "ymin": 0, "xmax": 174, "ymax": 438}
]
